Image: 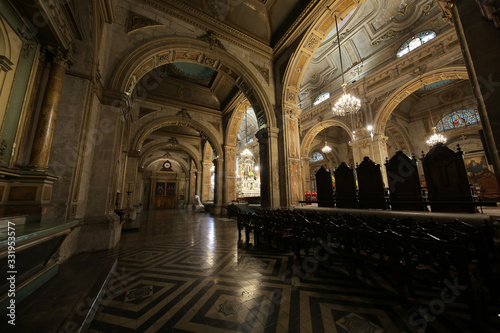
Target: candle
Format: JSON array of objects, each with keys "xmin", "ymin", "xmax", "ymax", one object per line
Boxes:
[{"xmin": 128, "ymin": 183, "xmax": 132, "ymax": 192}]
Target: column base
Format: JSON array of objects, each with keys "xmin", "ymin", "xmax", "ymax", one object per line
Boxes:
[
  {"xmin": 77, "ymin": 213, "xmax": 122, "ymax": 252},
  {"xmin": 0, "ymin": 167, "xmax": 58, "ymax": 222}
]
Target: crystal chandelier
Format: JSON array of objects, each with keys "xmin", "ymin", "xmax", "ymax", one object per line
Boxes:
[
  {"xmin": 426, "ymin": 127, "xmax": 447, "ymax": 146},
  {"xmin": 321, "ymin": 142, "xmax": 332, "ymax": 154},
  {"xmin": 333, "ymin": 83, "xmax": 361, "ymax": 116},
  {"xmin": 332, "ymin": 15, "xmax": 361, "ymax": 117},
  {"xmin": 241, "ymin": 148, "xmax": 253, "ymax": 157},
  {"xmin": 321, "ymin": 130, "xmax": 331, "ymax": 153}
]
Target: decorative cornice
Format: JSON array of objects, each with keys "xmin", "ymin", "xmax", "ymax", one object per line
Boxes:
[
  {"xmin": 142, "ymin": 0, "xmax": 272, "ymax": 59},
  {"xmin": 370, "ymin": 29, "xmax": 397, "ymax": 46},
  {"xmin": 273, "ymin": 0, "xmax": 323, "ymax": 55},
  {"xmin": 127, "ymin": 10, "xmax": 163, "ymax": 33},
  {"xmin": 197, "ymin": 31, "xmax": 226, "ymax": 51},
  {"xmin": 176, "ymin": 108, "xmax": 192, "ymax": 119}
]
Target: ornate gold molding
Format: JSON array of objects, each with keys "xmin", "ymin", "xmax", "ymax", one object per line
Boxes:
[
  {"xmin": 250, "ymin": 61, "xmax": 270, "ymax": 84},
  {"xmin": 127, "ymin": 10, "xmax": 163, "ymax": 33}
]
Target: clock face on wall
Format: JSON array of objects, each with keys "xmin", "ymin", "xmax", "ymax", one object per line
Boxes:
[{"xmin": 163, "ymin": 161, "xmax": 172, "ymax": 169}]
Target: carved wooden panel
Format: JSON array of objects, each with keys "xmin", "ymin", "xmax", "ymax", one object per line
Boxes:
[
  {"xmin": 334, "ymin": 162, "xmax": 357, "ymax": 208},
  {"xmin": 385, "ymin": 151, "xmax": 425, "ymax": 211},
  {"xmin": 315, "ymin": 166, "xmax": 334, "ymax": 207},
  {"xmin": 356, "ymin": 157, "xmax": 386, "ymax": 209},
  {"xmin": 421, "ymin": 143, "xmax": 475, "ymax": 213}
]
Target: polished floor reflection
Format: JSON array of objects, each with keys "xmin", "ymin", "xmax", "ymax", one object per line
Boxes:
[{"xmin": 87, "ymin": 209, "xmax": 497, "ymax": 333}]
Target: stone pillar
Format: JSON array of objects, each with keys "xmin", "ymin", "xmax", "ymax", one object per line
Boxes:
[
  {"xmin": 29, "ymin": 48, "xmax": 72, "ymax": 169},
  {"xmin": 350, "ymin": 133, "xmax": 389, "ymax": 186},
  {"xmin": 123, "ymin": 152, "xmax": 139, "ymax": 207},
  {"xmin": 79, "ymin": 102, "xmax": 124, "ymax": 252},
  {"xmin": 451, "ymin": 2, "xmax": 500, "ymax": 187},
  {"xmin": 282, "ymin": 107, "xmax": 303, "ymax": 207},
  {"xmin": 214, "ymin": 157, "xmax": 224, "ymax": 215},
  {"xmin": 301, "ymin": 156, "xmax": 311, "ymax": 193},
  {"xmin": 201, "ymin": 161, "xmax": 212, "ymax": 202},
  {"xmin": 223, "ymin": 145, "xmax": 238, "ymax": 205},
  {"xmin": 188, "ymin": 170, "xmax": 196, "ymax": 208},
  {"xmin": 256, "ymin": 127, "xmax": 280, "ymax": 208}
]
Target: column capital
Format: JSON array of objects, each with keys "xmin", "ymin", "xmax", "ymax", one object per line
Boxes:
[
  {"xmin": 283, "ymin": 106, "xmax": 302, "ymax": 119},
  {"xmin": 255, "ymin": 126, "xmax": 279, "ymax": 143},
  {"xmin": 223, "ymin": 145, "xmax": 238, "ymax": 155},
  {"xmin": 45, "ymin": 46, "xmax": 74, "ymax": 69}
]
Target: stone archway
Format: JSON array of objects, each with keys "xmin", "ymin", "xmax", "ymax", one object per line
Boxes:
[
  {"xmin": 281, "ymin": 0, "xmax": 364, "ymax": 109},
  {"xmin": 139, "ymin": 142, "xmax": 201, "ymax": 172},
  {"xmin": 131, "ymin": 116, "xmax": 223, "ymax": 159},
  {"xmin": 109, "ymin": 36, "xmax": 276, "ymax": 130},
  {"xmin": 109, "ymin": 36, "xmax": 278, "ymax": 211},
  {"xmin": 374, "ymin": 67, "xmax": 469, "ymax": 134},
  {"xmin": 300, "ymin": 119, "xmax": 353, "ymax": 198}
]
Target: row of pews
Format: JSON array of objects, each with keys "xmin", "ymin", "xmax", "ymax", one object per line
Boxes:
[{"xmin": 227, "ymin": 205, "xmax": 499, "ymax": 324}]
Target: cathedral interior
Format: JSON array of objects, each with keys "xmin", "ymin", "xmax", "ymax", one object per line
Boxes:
[{"xmin": 1, "ymin": 0, "xmax": 500, "ymax": 332}]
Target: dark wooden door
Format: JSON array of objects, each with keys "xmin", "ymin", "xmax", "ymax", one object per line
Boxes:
[{"xmin": 154, "ymin": 182, "xmax": 176, "ymax": 209}]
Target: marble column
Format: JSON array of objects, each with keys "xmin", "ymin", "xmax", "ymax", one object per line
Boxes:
[
  {"xmin": 188, "ymin": 169, "xmax": 196, "ymax": 209},
  {"xmin": 282, "ymin": 107, "xmax": 303, "ymax": 207},
  {"xmin": 29, "ymin": 48, "xmax": 72, "ymax": 169},
  {"xmin": 256, "ymin": 127, "xmax": 280, "ymax": 208},
  {"xmin": 201, "ymin": 161, "xmax": 212, "ymax": 202},
  {"xmin": 214, "ymin": 157, "xmax": 224, "ymax": 214},
  {"xmin": 223, "ymin": 145, "xmax": 238, "ymax": 205},
  {"xmin": 301, "ymin": 156, "xmax": 312, "ymax": 193}
]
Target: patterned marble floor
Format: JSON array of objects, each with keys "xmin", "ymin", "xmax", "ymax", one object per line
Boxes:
[{"xmin": 87, "ymin": 209, "xmax": 497, "ymax": 333}]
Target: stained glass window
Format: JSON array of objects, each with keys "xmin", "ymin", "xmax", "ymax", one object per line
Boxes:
[
  {"xmin": 313, "ymin": 92, "xmax": 330, "ymax": 106},
  {"xmin": 435, "ymin": 110, "xmax": 481, "ymax": 132},
  {"xmin": 397, "ymin": 31, "xmax": 436, "ymax": 58},
  {"xmin": 310, "ymin": 152, "xmax": 324, "ymax": 162}
]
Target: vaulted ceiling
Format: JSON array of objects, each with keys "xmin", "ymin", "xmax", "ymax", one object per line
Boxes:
[{"xmin": 144, "ymin": 0, "xmax": 315, "ymax": 46}]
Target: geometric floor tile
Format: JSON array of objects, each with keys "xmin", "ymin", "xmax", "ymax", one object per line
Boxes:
[{"xmin": 86, "ymin": 209, "xmax": 496, "ymax": 333}]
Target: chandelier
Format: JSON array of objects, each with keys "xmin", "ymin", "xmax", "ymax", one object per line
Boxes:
[
  {"xmin": 332, "ymin": 83, "xmax": 361, "ymax": 116},
  {"xmin": 241, "ymin": 148, "xmax": 253, "ymax": 157},
  {"xmin": 332, "ymin": 15, "xmax": 361, "ymax": 117},
  {"xmin": 426, "ymin": 127, "xmax": 447, "ymax": 146},
  {"xmin": 321, "ymin": 130, "xmax": 332, "ymax": 153}
]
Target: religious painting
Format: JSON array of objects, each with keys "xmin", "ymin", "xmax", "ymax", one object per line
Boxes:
[{"xmin": 464, "ymin": 155, "xmax": 488, "ymax": 182}]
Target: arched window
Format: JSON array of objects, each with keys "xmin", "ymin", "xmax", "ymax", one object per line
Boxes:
[
  {"xmin": 313, "ymin": 92, "xmax": 330, "ymax": 106},
  {"xmin": 310, "ymin": 152, "xmax": 324, "ymax": 162},
  {"xmin": 435, "ymin": 110, "xmax": 481, "ymax": 132},
  {"xmin": 396, "ymin": 31, "xmax": 436, "ymax": 58}
]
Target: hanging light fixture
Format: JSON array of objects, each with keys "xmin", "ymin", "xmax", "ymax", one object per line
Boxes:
[
  {"xmin": 332, "ymin": 15, "xmax": 361, "ymax": 117},
  {"xmin": 423, "ymin": 82, "xmax": 447, "ymax": 146},
  {"xmin": 321, "ymin": 130, "xmax": 332, "ymax": 154},
  {"xmin": 426, "ymin": 127, "xmax": 447, "ymax": 146}
]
